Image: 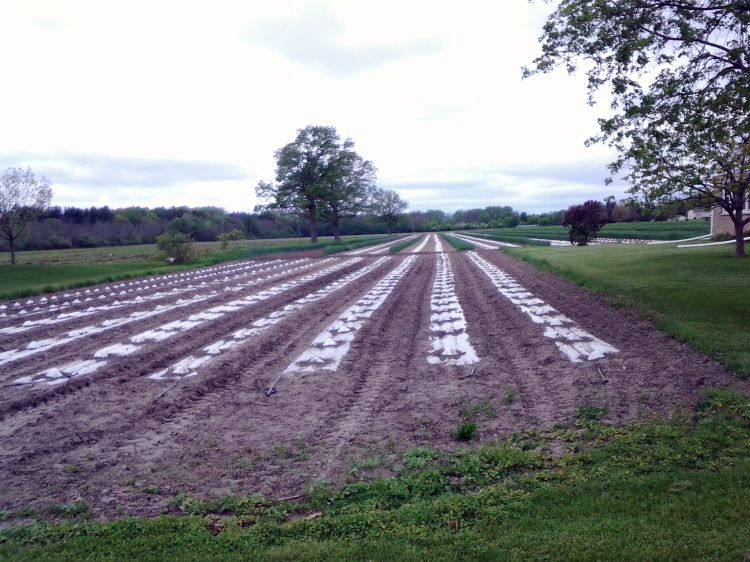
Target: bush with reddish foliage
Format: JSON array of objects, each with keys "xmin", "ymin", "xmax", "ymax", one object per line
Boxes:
[{"xmin": 563, "ymin": 200, "xmax": 607, "ymax": 246}]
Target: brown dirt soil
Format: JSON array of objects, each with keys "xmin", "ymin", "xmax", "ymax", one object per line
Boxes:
[{"xmin": 0, "ymin": 249, "xmax": 746, "ymax": 520}]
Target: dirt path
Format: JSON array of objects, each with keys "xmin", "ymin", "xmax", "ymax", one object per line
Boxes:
[{"xmin": 0, "ymin": 250, "xmax": 745, "ymax": 519}]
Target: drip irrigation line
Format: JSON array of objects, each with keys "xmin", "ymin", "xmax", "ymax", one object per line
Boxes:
[
  {"xmin": 591, "ymin": 366, "xmax": 609, "ymax": 385},
  {"xmin": 265, "ymin": 372, "xmax": 285, "ymax": 397},
  {"xmin": 458, "ymin": 367, "xmax": 476, "ymax": 380},
  {"xmin": 151, "ymin": 381, "xmax": 180, "ymax": 403}
]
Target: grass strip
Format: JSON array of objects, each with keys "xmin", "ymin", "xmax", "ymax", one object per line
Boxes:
[
  {"xmin": 323, "ymin": 235, "xmax": 404, "ymax": 255},
  {"xmin": 388, "ymin": 236, "xmax": 421, "ymax": 254},
  {"xmin": 1, "ymin": 390, "xmax": 748, "ymax": 561},
  {"xmin": 440, "ymin": 234, "xmax": 474, "ymax": 251},
  {"xmin": 506, "ymin": 244, "xmax": 750, "ymax": 377},
  {"xmin": 469, "ymin": 232, "xmax": 551, "ymax": 246},
  {"xmin": 481, "ymin": 221, "xmax": 710, "ymax": 242}
]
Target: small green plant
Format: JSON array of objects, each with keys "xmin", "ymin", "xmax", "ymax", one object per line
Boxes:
[
  {"xmin": 577, "ymin": 404, "xmax": 608, "ymax": 422},
  {"xmin": 61, "ymin": 464, "xmax": 78, "ymax": 475},
  {"xmin": 403, "ymin": 448, "xmax": 439, "ymax": 470},
  {"xmin": 503, "ymin": 388, "xmax": 517, "ymax": 405},
  {"xmin": 462, "ymin": 401, "xmax": 497, "ymax": 420},
  {"xmin": 452, "ymin": 422, "xmax": 477, "ymax": 441},
  {"xmin": 273, "ymin": 444, "xmax": 289, "ymax": 458},
  {"xmin": 46, "ymin": 501, "xmax": 88, "ymax": 518},
  {"xmin": 232, "ymin": 456, "xmax": 249, "ymax": 469},
  {"xmin": 142, "ymin": 485, "xmax": 161, "ymax": 495}
]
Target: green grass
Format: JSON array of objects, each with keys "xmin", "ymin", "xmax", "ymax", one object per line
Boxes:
[
  {"xmin": 481, "ymin": 221, "xmax": 710, "ymax": 242},
  {"xmin": 323, "ymin": 236, "xmax": 402, "ymax": 255},
  {"xmin": 440, "ymin": 234, "xmax": 474, "ymax": 251},
  {"xmin": 2, "ymin": 389, "xmax": 749, "ymax": 561},
  {"xmin": 0, "ymin": 236, "xmax": 388, "ymax": 300},
  {"xmin": 506, "ymin": 244, "xmax": 750, "ymax": 377},
  {"xmin": 388, "ymin": 236, "xmax": 421, "ymax": 254},
  {"xmin": 468, "ymin": 231, "xmax": 552, "ymax": 246}
]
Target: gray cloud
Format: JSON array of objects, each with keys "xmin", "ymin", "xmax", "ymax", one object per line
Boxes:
[
  {"xmin": 496, "ymin": 160, "xmax": 619, "ymax": 187},
  {"xmin": 387, "ymin": 163, "xmax": 630, "ymax": 214},
  {"xmin": 248, "ymin": 7, "xmax": 442, "ymax": 76},
  {"xmin": 0, "ymin": 152, "xmax": 248, "ymax": 188}
]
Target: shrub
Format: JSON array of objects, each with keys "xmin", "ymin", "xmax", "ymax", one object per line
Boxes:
[
  {"xmin": 563, "ymin": 200, "xmax": 607, "ymax": 246},
  {"xmin": 155, "ymin": 233, "xmax": 193, "ymax": 264},
  {"xmin": 42, "ymin": 235, "xmax": 72, "ymax": 249},
  {"xmin": 217, "ymin": 229, "xmax": 244, "ymax": 251},
  {"xmin": 74, "ymin": 235, "xmax": 101, "ymax": 248}
]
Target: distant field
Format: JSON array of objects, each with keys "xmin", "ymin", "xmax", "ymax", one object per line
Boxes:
[
  {"xmin": 0, "ymin": 235, "xmax": 388, "ymax": 300},
  {"xmin": 478, "ymin": 221, "xmax": 710, "ymax": 242},
  {"xmin": 507, "ymin": 243, "xmax": 750, "ymax": 377}
]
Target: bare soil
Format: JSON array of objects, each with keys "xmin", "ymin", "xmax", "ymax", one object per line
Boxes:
[{"xmin": 0, "ymin": 248, "xmax": 744, "ymax": 519}]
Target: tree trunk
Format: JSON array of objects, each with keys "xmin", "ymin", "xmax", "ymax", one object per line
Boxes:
[
  {"xmin": 734, "ymin": 218, "xmax": 745, "ymax": 258},
  {"xmin": 386, "ymin": 222, "xmax": 392, "ymax": 235},
  {"xmin": 332, "ymin": 220, "xmax": 341, "ymax": 242},
  {"xmin": 309, "ymin": 217, "xmax": 318, "ymax": 244},
  {"xmin": 9, "ymin": 233, "xmax": 16, "ymax": 265}
]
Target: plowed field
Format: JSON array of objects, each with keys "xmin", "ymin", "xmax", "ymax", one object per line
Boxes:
[{"xmin": 0, "ymin": 234, "xmax": 740, "ymax": 517}]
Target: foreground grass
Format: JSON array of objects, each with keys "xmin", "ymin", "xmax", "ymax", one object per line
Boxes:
[
  {"xmin": 482, "ymin": 221, "xmax": 710, "ymax": 242},
  {"xmin": 0, "ymin": 236, "xmax": 388, "ymax": 300},
  {"xmin": 2, "ymin": 390, "xmax": 749, "ymax": 561},
  {"xmin": 507, "ymin": 244, "xmax": 750, "ymax": 377},
  {"xmin": 440, "ymin": 233, "xmax": 474, "ymax": 251}
]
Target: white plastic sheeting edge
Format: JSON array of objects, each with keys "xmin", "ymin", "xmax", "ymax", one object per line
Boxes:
[
  {"xmin": 149, "ymin": 257, "xmax": 392, "ymax": 381},
  {"xmin": 283, "ymin": 256, "xmax": 417, "ymax": 374},
  {"xmin": 677, "ymin": 235, "xmax": 750, "ymax": 248},
  {"xmin": 466, "ymin": 252, "xmax": 618, "ymax": 363},
  {"xmin": 427, "ymin": 253, "xmax": 479, "ymax": 365}
]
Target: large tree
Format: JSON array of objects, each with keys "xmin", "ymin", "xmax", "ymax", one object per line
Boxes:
[
  {"xmin": 256, "ymin": 125, "xmax": 374, "ymax": 243},
  {"xmin": 526, "ymin": 1, "xmax": 750, "ymax": 256},
  {"xmin": 372, "ymin": 188, "xmax": 408, "ymax": 234},
  {"xmin": 0, "ymin": 167, "xmax": 53, "ymax": 264},
  {"xmin": 319, "ymin": 142, "xmax": 377, "ymax": 242}
]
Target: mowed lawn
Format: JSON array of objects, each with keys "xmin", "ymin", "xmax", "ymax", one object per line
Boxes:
[{"xmin": 507, "ymin": 243, "xmax": 750, "ymax": 377}]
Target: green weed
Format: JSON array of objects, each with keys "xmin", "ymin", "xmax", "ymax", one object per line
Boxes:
[
  {"xmin": 577, "ymin": 404, "xmax": 608, "ymax": 422},
  {"xmin": 453, "ymin": 422, "xmax": 477, "ymax": 441}
]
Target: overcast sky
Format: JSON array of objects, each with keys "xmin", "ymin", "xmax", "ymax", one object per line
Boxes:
[{"xmin": 0, "ymin": 1, "xmax": 628, "ymax": 214}]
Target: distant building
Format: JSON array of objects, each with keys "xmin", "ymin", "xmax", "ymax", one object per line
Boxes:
[
  {"xmin": 711, "ymin": 197, "xmax": 750, "ymax": 237},
  {"xmin": 686, "ymin": 208, "xmax": 712, "ymax": 221}
]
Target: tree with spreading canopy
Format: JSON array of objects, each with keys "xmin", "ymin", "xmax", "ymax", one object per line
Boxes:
[
  {"xmin": 256, "ymin": 125, "xmax": 375, "ymax": 243},
  {"xmin": 318, "ymin": 142, "xmax": 377, "ymax": 242},
  {"xmin": 0, "ymin": 167, "xmax": 53, "ymax": 264},
  {"xmin": 372, "ymin": 188, "xmax": 408, "ymax": 234},
  {"xmin": 526, "ymin": 1, "xmax": 750, "ymax": 256}
]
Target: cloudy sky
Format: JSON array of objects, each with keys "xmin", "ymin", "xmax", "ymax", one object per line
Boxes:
[{"xmin": 0, "ymin": 1, "xmax": 627, "ymax": 214}]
